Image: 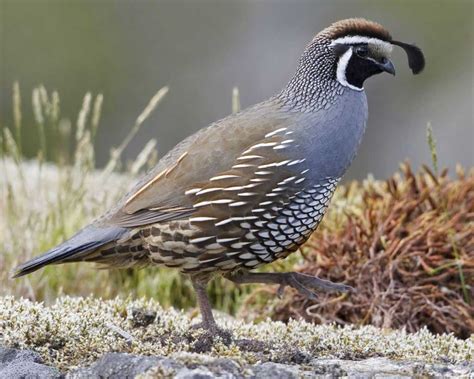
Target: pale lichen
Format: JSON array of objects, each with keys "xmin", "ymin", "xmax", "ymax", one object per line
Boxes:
[{"xmin": 0, "ymin": 296, "xmax": 472, "ymax": 371}]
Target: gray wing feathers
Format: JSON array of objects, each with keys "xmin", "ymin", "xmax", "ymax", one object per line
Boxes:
[{"xmin": 12, "ymin": 225, "xmax": 127, "ymax": 277}]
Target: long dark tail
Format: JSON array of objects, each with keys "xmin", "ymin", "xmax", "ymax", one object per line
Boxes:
[{"xmin": 12, "ymin": 225, "xmax": 127, "ymax": 278}]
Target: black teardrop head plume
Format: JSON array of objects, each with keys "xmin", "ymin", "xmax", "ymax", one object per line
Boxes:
[{"xmin": 391, "ymin": 40, "xmax": 425, "ymax": 74}]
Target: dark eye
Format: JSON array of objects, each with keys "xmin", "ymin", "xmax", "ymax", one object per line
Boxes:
[{"xmin": 355, "ymin": 46, "xmax": 369, "ymax": 58}]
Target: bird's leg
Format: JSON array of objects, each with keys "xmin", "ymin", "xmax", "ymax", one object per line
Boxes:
[
  {"xmin": 189, "ymin": 277, "xmax": 233, "ymax": 346},
  {"xmin": 191, "ymin": 277, "xmax": 228, "ymax": 335},
  {"xmin": 225, "ymin": 271, "xmax": 353, "ymax": 300},
  {"xmin": 191, "ymin": 277, "xmax": 219, "ymax": 332}
]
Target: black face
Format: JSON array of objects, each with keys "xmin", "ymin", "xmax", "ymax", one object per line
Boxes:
[
  {"xmin": 346, "ymin": 44, "xmax": 386, "ymax": 88},
  {"xmin": 333, "ymin": 43, "xmax": 396, "ymax": 90}
]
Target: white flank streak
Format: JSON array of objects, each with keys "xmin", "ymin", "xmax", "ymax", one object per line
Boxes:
[
  {"xmin": 294, "ymin": 177, "xmax": 306, "ymax": 184},
  {"xmin": 215, "ymin": 218, "xmax": 234, "ymax": 226},
  {"xmin": 237, "ymin": 155, "xmax": 263, "ymax": 160},
  {"xmin": 336, "ymin": 49, "xmax": 362, "ymax": 91},
  {"xmin": 196, "ymin": 187, "xmax": 222, "ymax": 195},
  {"xmin": 258, "ymin": 160, "xmax": 290, "ymax": 169},
  {"xmin": 199, "ymin": 257, "xmax": 222, "ymax": 263},
  {"xmin": 278, "ymin": 176, "xmax": 296, "ymax": 185},
  {"xmin": 223, "ymin": 185, "xmax": 245, "ymax": 191},
  {"xmin": 250, "ymin": 178, "xmax": 269, "ymax": 182},
  {"xmin": 242, "ymin": 142, "xmax": 278, "ymax": 154},
  {"xmin": 265, "ymin": 127, "xmax": 287, "ymax": 138},
  {"xmin": 232, "ymin": 163, "xmax": 255, "ymax": 169},
  {"xmin": 244, "ymin": 183, "xmax": 260, "ymax": 188},
  {"xmin": 280, "ymin": 139, "xmax": 294, "ymax": 144},
  {"xmin": 185, "ymin": 188, "xmax": 201, "ymax": 195},
  {"xmin": 255, "ymin": 170, "xmax": 273, "ymax": 175},
  {"xmin": 189, "ymin": 236, "xmax": 214, "ymax": 244},
  {"xmin": 215, "ymin": 216, "xmax": 257, "ymax": 226},
  {"xmin": 194, "ymin": 199, "xmax": 233, "ymax": 208},
  {"xmin": 217, "ymin": 237, "xmax": 239, "ymax": 243},
  {"xmin": 301, "ymin": 169, "xmax": 309, "ymax": 174},
  {"xmin": 193, "ymin": 201, "xmax": 213, "ymax": 208},
  {"xmin": 259, "ymin": 201, "xmax": 272, "ymax": 206},
  {"xmin": 210, "ymin": 174, "xmax": 240, "ymax": 181},
  {"xmin": 265, "ymin": 128, "xmax": 287, "ymax": 138},
  {"xmin": 287, "ymin": 159, "xmax": 305, "ymax": 166},
  {"xmin": 189, "ymin": 217, "xmax": 217, "ymax": 222},
  {"xmin": 229, "ymin": 201, "xmax": 247, "ymax": 207},
  {"xmin": 273, "ymin": 145, "xmax": 288, "ymax": 150},
  {"xmin": 238, "ymin": 192, "xmax": 259, "ymax": 197}
]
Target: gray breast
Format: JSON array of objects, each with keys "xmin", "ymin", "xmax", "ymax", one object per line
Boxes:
[{"xmin": 289, "ymin": 88, "xmax": 368, "ymax": 182}]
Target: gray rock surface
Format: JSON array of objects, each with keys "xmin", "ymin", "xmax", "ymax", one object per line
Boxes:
[
  {"xmin": 66, "ymin": 352, "xmax": 474, "ymax": 379},
  {"xmin": 2, "ymin": 347, "xmax": 473, "ymax": 378},
  {"xmin": 0, "ymin": 347, "xmax": 61, "ymax": 379},
  {"xmin": 67, "ymin": 353, "xmax": 183, "ymax": 378}
]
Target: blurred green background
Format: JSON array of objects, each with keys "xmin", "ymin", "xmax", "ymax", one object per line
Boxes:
[{"xmin": 0, "ymin": 0, "xmax": 473, "ymax": 179}]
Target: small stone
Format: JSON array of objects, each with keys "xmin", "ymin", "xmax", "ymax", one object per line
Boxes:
[
  {"xmin": 130, "ymin": 308, "xmax": 158, "ymax": 327},
  {"xmin": 250, "ymin": 362, "xmax": 299, "ymax": 379},
  {"xmin": 0, "ymin": 347, "xmax": 61, "ymax": 379},
  {"xmin": 67, "ymin": 353, "xmax": 170, "ymax": 379}
]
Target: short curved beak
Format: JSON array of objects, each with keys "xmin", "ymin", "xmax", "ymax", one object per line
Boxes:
[{"xmin": 378, "ymin": 59, "xmax": 396, "ymax": 75}]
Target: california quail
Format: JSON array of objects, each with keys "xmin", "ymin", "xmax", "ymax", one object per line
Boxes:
[{"xmin": 14, "ymin": 18, "xmax": 425, "ymax": 333}]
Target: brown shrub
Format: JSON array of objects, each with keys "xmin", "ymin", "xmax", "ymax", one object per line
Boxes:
[{"xmin": 243, "ymin": 164, "xmax": 474, "ymax": 338}]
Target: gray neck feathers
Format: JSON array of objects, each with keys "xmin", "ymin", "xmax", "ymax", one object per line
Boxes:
[{"xmin": 278, "ymin": 37, "xmax": 346, "ymax": 112}]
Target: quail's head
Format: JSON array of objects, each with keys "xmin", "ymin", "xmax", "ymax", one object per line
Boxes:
[{"xmin": 297, "ymin": 18, "xmax": 425, "ymax": 92}]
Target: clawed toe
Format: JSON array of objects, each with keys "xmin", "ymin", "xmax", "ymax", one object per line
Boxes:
[
  {"xmin": 225, "ymin": 270, "xmax": 353, "ymax": 301},
  {"xmin": 284, "ymin": 272, "xmax": 354, "ymax": 299},
  {"xmin": 191, "ymin": 322, "xmax": 232, "ymax": 341}
]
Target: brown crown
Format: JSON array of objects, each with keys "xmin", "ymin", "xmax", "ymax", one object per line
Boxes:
[{"xmin": 319, "ymin": 18, "xmax": 392, "ymax": 41}]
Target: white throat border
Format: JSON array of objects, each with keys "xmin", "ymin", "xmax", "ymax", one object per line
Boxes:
[{"xmin": 331, "ymin": 35, "xmax": 393, "ymax": 92}]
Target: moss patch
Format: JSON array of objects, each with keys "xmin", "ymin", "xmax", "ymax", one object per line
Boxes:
[{"xmin": 0, "ymin": 296, "xmax": 472, "ymax": 371}]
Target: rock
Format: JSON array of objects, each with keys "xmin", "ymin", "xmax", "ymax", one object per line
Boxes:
[
  {"xmin": 250, "ymin": 362, "xmax": 300, "ymax": 379},
  {"xmin": 0, "ymin": 347, "xmax": 61, "ymax": 379},
  {"xmin": 67, "ymin": 353, "xmax": 183, "ymax": 379},
  {"xmin": 2, "ymin": 346, "xmax": 473, "ymax": 378},
  {"xmin": 130, "ymin": 308, "xmax": 158, "ymax": 328},
  {"xmin": 173, "ymin": 367, "xmax": 218, "ymax": 379},
  {"xmin": 311, "ymin": 357, "xmax": 474, "ymax": 378}
]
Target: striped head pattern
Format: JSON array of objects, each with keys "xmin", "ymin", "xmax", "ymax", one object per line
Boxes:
[
  {"xmin": 282, "ymin": 18, "xmax": 425, "ymax": 106},
  {"xmin": 323, "ymin": 18, "xmax": 425, "ymax": 91}
]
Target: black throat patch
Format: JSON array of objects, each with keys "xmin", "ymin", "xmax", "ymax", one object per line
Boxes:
[{"xmin": 344, "ymin": 47, "xmax": 384, "ymax": 89}]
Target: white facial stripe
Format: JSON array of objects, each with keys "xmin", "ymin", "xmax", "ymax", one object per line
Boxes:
[
  {"xmin": 336, "ymin": 49, "xmax": 363, "ymax": 91},
  {"xmin": 332, "ymin": 35, "xmax": 393, "ymax": 91},
  {"xmin": 331, "ymin": 35, "xmax": 393, "ymax": 53}
]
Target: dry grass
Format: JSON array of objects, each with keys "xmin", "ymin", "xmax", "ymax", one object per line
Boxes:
[
  {"xmin": 242, "ymin": 164, "xmax": 474, "ymax": 338},
  {"xmin": 0, "ymin": 84, "xmax": 252, "ymax": 313}
]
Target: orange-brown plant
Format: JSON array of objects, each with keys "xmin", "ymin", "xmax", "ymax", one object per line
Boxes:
[{"xmin": 242, "ymin": 164, "xmax": 474, "ymax": 338}]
